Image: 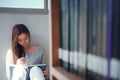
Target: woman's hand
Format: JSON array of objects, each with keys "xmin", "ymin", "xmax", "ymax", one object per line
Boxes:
[
  {"xmin": 43, "ymin": 68, "xmax": 48, "ymax": 75},
  {"xmin": 16, "ymin": 57, "xmax": 26, "ymax": 65}
]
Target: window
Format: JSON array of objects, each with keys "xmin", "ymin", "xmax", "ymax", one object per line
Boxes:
[{"xmin": 0, "ymin": 0, "xmax": 48, "ymax": 14}]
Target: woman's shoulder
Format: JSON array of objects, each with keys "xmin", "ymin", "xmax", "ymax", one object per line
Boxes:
[
  {"xmin": 6, "ymin": 48, "xmax": 14, "ymax": 60},
  {"xmin": 7, "ymin": 48, "xmax": 13, "ymax": 55}
]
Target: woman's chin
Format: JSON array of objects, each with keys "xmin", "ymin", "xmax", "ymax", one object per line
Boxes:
[{"xmin": 23, "ymin": 45, "xmax": 29, "ymax": 48}]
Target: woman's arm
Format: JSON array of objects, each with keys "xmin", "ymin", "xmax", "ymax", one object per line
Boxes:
[
  {"xmin": 39, "ymin": 49, "xmax": 49, "ymax": 75},
  {"xmin": 5, "ymin": 49, "xmax": 14, "ymax": 79}
]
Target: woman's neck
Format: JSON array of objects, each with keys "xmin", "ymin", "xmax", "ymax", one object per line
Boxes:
[
  {"xmin": 24, "ymin": 44, "xmax": 31, "ymax": 53},
  {"xmin": 24, "ymin": 45, "xmax": 37, "ymax": 54}
]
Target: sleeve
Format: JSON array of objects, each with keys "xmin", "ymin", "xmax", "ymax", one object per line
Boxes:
[
  {"xmin": 40, "ymin": 52, "xmax": 45, "ymax": 64},
  {"xmin": 39, "ymin": 48, "xmax": 45, "ymax": 64},
  {"xmin": 5, "ymin": 49, "xmax": 14, "ymax": 80}
]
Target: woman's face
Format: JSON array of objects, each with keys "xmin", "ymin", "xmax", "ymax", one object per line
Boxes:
[{"xmin": 17, "ymin": 33, "xmax": 30, "ymax": 48}]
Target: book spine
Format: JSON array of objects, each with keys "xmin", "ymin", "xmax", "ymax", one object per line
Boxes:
[
  {"xmin": 87, "ymin": 0, "xmax": 108, "ymax": 79},
  {"xmin": 78, "ymin": 0, "xmax": 87, "ymax": 78},
  {"xmin": 101, "ymin": 0, "xmax": 107, "ymax": 57},
  {"xmin": 110, "ymin": 0, "xmax": 120, "ymax": 80},
  {"xmin": 69, "ymin": 0, "xmax": 75, "ymax": 73},
  {"xmin": 107, "ymin": 0, "xmax": 112, "ymax": 79},
  {"xmin": 59, "ymin": 0, "xmax": 69, "ymax": 70},
  {"xmin": 59, "ymin": 0, "xmax": 63, "ymax": 67},
  {"xmin": 96, "ymin": 0, "xmax": 103, "ymax": 56}
]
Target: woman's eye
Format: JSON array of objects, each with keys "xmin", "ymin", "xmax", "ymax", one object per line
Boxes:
[
  {"xmin": 25, "ymin": 37, "xmax": 29, "ymax": 40},
  {"xmin": 18, "ymin": 39, "xmax": 22, "ymax": 42},
  {"xmin": 18, "ymin": 38, "xmax": 28, "ymax": 42}
]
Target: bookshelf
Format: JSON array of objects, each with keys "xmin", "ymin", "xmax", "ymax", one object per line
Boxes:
[
  {"xmin": 50, "ymin": 0, "xmax": 120, "ymax": 80},
  {"xmin": 50, "ymin": 0, "xmax": 83, "ymax": 80}
]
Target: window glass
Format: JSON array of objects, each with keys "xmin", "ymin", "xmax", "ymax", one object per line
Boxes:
[
  {"xmin": 0, "ymin": 0, "xmax": 48, "ymax": 14},
  {"xmin": 0, "ymin": 0, "xmax": 44, "ymax": 9}
]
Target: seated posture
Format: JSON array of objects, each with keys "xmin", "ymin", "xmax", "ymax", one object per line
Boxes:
[{"xmin": 6, "ymin": 24, "xmax": 48, "ymax": 80}]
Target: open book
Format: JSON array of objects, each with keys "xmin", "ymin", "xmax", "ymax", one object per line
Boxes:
[
  {"xmin": 26, "ymin": 64, "xmax": 47, "ymax": 71},
  {"xmin": 10, "ymin": 64, "xmax": 47, "ymax": 80}
]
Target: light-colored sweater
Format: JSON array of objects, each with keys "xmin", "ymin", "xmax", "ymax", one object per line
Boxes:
[{"xmin": 5, "ymin": 47, "xmax": 44, "ymax": 80}]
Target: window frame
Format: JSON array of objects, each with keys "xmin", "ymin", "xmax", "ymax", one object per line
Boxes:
[{"xmin": 0, "ymin": 0, "xmax": 48, "ymax": 14}]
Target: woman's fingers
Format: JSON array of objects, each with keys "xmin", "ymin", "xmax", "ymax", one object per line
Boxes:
[
  {"xmin": 16, "ymin": 57, "xmax": 26, "ymax": 65},
  {"xmin": 43, "ymin": 68, "xmax": 48, "ymax": 75},
  {"xmin": 20, "ymin": 57, "xmax": 26, "ymax": 62}
]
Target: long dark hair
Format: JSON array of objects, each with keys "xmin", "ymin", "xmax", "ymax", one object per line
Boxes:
[{"xmin": 12, "ymin": 24, "xmax": 30, "ymax": 58}]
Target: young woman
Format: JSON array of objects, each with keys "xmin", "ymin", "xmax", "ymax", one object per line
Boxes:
[{"xmin": 6, "ymin": 24, "xmax": 48, "ymax": 80}]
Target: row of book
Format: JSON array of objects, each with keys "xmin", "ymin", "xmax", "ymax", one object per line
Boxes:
[{"xmin": 58, "ymin": 0, "xmax": 120, "ymax": 80}]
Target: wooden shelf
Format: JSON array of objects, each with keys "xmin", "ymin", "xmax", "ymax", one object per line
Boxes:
[{"xmin": 51, "ymin": 67, "xmax": 83, "ymax": 80}]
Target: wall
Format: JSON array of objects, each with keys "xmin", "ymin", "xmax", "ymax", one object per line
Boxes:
[{"xmin": 0, "ymin": 13, "xmax": 49, "ymax": 80}]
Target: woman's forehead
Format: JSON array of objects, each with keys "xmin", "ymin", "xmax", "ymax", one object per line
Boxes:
[{"xmin": 18, "ymin": 33, "xmax": 29, "ymax": 39}]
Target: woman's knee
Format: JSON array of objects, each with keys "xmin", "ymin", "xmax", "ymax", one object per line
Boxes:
[
  {"xmin": 12, "ymin": 65, "xmax": 26, "ymax": 80},
  {"xmin": 30, "ymin": 66, "xmax": 45, "ymax": 80}
]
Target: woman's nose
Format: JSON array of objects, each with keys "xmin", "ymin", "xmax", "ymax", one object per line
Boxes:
[{"xmin": 23, "ymin": 40, "xmax": 26, "ymax": 44}]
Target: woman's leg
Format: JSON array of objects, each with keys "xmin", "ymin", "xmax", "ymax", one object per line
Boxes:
[
  {"xmin": 30, "ymin": 66, "xmax": 45, "ymax": 80},
  {"xmin": 12, "ymin": 65, "xmax": 26, "ymax": 80}
]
